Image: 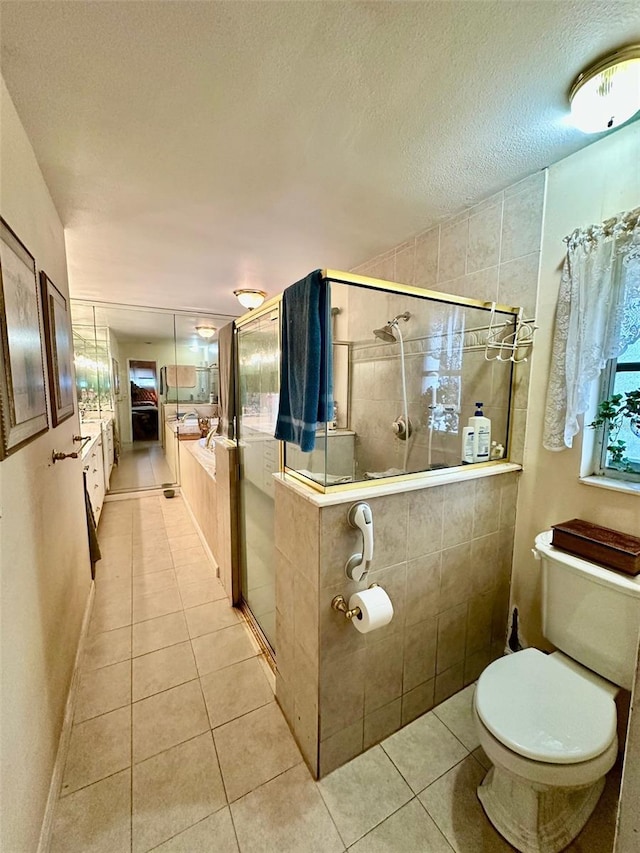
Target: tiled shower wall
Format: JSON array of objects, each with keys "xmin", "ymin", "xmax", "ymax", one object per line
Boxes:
[
  {"xmin": 349, "ymin": 332, "xmax": 513, "ymax": 475},
  {"xmin": 344, "ymin": 170, "xmax": 546, "ymax": 469},
  {"xmin": 275, "ymin": 470, "xmax": 518, "ymax": 778}
]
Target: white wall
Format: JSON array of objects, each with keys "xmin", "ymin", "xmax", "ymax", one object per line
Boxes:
[
  {"xmin": 0, "ymin": 77, "xmax": 91, "ymax": 851},
  {"xmin": 511, "ymin": 121, "xmax": 640, "ymax": 647}
]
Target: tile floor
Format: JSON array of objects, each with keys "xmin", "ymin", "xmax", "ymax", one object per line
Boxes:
[
  {"xmin": 108, "ymin": 442, "xmax": 175, "ymax": 492},
  {"xmin": 49, "ymin": 495, "xmax": 620, "ymax": 852}
]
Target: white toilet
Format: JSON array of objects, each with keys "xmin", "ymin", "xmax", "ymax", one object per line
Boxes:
[{"xmin": 473, "ymin": 530, "xmax": 640, "ymax": 853}]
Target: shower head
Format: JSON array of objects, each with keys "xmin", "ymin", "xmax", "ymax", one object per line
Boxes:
[
  {"xmin": 372, "ymin": 311, "xmax": 411, "ymax": 343},
  {"xmin": 373, "ymin": 324, "xmax": 397, "ymax": 343}
]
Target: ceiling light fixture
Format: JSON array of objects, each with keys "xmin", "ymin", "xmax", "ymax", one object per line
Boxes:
[
  {"xmin": 234, "ymin": 289, "xmax": 267, "ymax": 310},
  {"xmin": 195, "ymin": 324, "xmax": 217, "ymax": 339},
  {"xmin": 569, "ymin": 45, "xmax": 640, "ymax": 133}
]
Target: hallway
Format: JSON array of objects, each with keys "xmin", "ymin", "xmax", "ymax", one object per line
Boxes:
[
  {"xmin": 48, "ymin": 495, "xmax": 620, "ymax": 852},
  {"xmin": 108, "ymin": 443, "xmax": 175, "ymax": 493}
]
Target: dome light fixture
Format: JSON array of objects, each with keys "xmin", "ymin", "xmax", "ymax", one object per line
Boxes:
[
  {"xmin": 195, "ymin": 324, "xmax": 217, "ymax": 340},
  {"xmin": 234, "ymin": 288, "xmax": 267, "ymax": 310},
  {"xmin": 569, "ymin": 45, "xmax": 640, "ymax": 133}
]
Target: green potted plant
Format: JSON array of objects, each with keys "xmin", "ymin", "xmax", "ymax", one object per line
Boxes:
[{"xmin": 589, "ymin": 388, "xmax": 640, "ymax": 472}]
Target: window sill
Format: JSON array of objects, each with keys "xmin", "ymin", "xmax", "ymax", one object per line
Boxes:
[{"xmin": 579, "ymin": 475, "xmax": 640, "ymax": 497}]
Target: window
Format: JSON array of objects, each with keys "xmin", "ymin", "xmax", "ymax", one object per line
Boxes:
[{"xmin": 594, "ymin": 336, "xmax": 640, "ymax": 482}]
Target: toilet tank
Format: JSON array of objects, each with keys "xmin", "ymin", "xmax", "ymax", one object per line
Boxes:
[{"xmin": 535, "ymin": 531, "xmax": 640, "ymax": 691}]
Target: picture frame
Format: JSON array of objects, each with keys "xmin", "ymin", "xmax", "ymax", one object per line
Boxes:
[
  {"xmin": 40, "ymin": 270, "xmax": 75, "ymax": 427},
  {"xmin": 0, "ymin": 217, "xmax": 49, "ymax": 459}
]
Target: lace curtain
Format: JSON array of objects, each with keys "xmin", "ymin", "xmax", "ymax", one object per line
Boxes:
[{"xmin": 543, "ymin": 206, "xmax": 640, "ymax": 451}]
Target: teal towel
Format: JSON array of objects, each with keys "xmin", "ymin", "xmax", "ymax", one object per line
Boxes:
[{"xmin": 275, "ymin": 270, "xmax": 333, "ymax": 452}]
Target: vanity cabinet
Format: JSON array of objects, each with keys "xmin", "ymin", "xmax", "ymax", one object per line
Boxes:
[
  {"xmin": 101, "ymin": 419, "xmax": 114, "ymax": 489},
  {"xmin": 84, "ymin": 433, "xmax": 106, "ymax": 522}
]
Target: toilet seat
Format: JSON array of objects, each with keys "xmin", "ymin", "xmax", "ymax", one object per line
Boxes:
[{"xmin": 475, "ymin": 648, "xmax": 617, "ymax": 764}]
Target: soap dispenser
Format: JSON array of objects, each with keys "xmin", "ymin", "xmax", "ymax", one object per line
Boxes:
[{"xmin": 469, "ymin": 402, "xmax": 491, "ymax": 463}]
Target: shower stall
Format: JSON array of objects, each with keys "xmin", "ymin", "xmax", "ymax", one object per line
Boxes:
[
  {"xmin": 233, "ymin": 270, "xmax": 528, "ymax": 657},
  {"xmin": 283, "ymin": 272, "xmax": 523, "ymax": 490}
]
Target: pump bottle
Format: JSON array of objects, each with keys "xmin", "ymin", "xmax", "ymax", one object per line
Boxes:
[{"xmin": 468, "ymin": 402, "xmax": 491, "ymax": 463}]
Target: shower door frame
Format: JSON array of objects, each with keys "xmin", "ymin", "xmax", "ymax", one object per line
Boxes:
[{"xmin": 234, "ymin": 296, "xmax": 283, "ymax": 661}]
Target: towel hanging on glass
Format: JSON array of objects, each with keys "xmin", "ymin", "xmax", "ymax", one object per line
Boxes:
[{"xmin": 275, "ymin": 269, "xmax": 333, "ymax": 452}]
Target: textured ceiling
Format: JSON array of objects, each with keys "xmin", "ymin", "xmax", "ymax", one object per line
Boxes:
[{"xmin": 1, "ymin": 1, "xmax": 639, "ymax": 315}]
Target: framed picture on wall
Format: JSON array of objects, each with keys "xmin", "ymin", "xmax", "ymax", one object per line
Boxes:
[
  {"xmin": 0, "ymin": 217, "xmax": 49, "ymax": 459},
  {"xmin": 40, "ymin": 270, "xmax": 75, "ymax": 426}
]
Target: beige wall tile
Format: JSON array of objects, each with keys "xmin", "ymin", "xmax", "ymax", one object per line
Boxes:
[
  {"xmin": 442, "ymin": 482, "xmax": 474, "ymax": 547},
  {"xmin": 294, "ymin": 570, "xmax": 319, "ymax": 662},
  {"xmin": 472, "ymin": 475, "xmax": 502, "ymax": 538},
  {"xmin": 414, "ymin": 228, "xmax": 439, "ymax": 287},
  {"xmin": 320, "ymin": 649, "xmax": 366, "ymax": 739},
  {"xmin": 401, "ymin": 679, "xmax": 435, "ymax": 725},
  {"xmin": 364, "ymin": 562, "xmax": 407, "ymax": 641},
  {"xmin": 364, "ymin": 633, "xmax": 404, "ymax": 714},
  {"xmin": 275, "ymin": 546, "xmax": 295, "ymax": 625},
  {"xmin": 395, "ymin": 242, "xmax": 416, "ymax": 285},
  {"xmin": 439, "ymin": 542, "xmax": 472, "ymax": 611},
  {"xmin": 437, "ymin": 219, "xmax": 468, "ymax": 283},
  {"xmin": 460, "ymin": 265, "xmax": 499, "ymax": 303},
  {"xmin": 464, "ymin": 645, "xmax": 494, "ymax": 686},
  {"xmin": 364, "ymin": 699, "xmax": 402, "ymax": 750},
  {"xmin": 466, "ymin": 591, "xmax": 494, "ymax": 656},
  {"xmin": 437, "ymin": 604, "xmax": 467, "ymax": 674},
  {"xmin": 403, "ymin": 618, "xmax": 437, "ymax": 692},
  {"xmin": 467, "ymin": 203, "xmax": 502, "ymax": 274},
  {"xmin": 320, "ymin": 577, "xmax": 368, "ymax": 661},
  {"xmin": 319, "ymin": 719, "xmax": 364, "ymax": 777},
  {"xmin": 368, "ymin": 493, "xmax": 408, "ymax": 570},
  {"xmin": 405, "ymin": 552, "xmax": 441, "ymax": 626},
  {"xmin": 469, "ymin": 532, "xmax": 500, "ymax": 597},
  {"xmin": 407, "ymin": 487, "xmax": 444, "ymax": 559},
  {"xmin": 434, "ymin": 663, "xmax": 464, "ymax": 705},
  {"xmin": 501, "ymin": 178, "xmax": 545, "ymax": 263},
  {"xmin": 274, "ymin": 484, "xmax": 320, "ymax": 588},
  {"xmin": 497, "ymin": 251, "xmax": 540, "ymax": 317},
  {"xmin": 492, "ymin": 582, "xmax": 511, "ymax": 646}
]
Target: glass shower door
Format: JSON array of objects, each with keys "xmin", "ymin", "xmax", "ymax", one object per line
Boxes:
[{"xmin": 236, "ymin": 307, "xmax": 279, "ymax": 652}]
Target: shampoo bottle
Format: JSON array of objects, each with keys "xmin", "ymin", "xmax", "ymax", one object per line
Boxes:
[
  {"xmin": 462, "ymin": 426, "xmax": 474, "ymax": 463},
  {"xmin": 469, "ymin": 402, "xmax": 491, "ymax": 463}
]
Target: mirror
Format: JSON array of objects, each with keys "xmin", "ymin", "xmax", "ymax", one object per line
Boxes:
[{"xmin": 70, "ymin": 301, "xmax": 233, "ymax": 494}]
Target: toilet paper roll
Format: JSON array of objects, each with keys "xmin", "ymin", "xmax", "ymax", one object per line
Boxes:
[{"xmin": 348, "ymin": 586, "xmax": 394, "ymax": 634}]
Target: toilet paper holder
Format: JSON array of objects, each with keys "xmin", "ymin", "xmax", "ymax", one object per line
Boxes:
[{"xmin": 332, "ymin": 583, "xmax": 379, "ymax": 620}]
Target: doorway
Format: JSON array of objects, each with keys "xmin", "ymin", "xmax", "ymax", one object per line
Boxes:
[{"xmin": 129, "ymin": 359, "xmax": 159, "ymax": 441}]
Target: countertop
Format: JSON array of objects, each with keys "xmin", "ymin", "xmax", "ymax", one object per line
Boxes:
[{"xmin": 180, "ymin": 437, "xmax": 217, "ymax": 479}]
